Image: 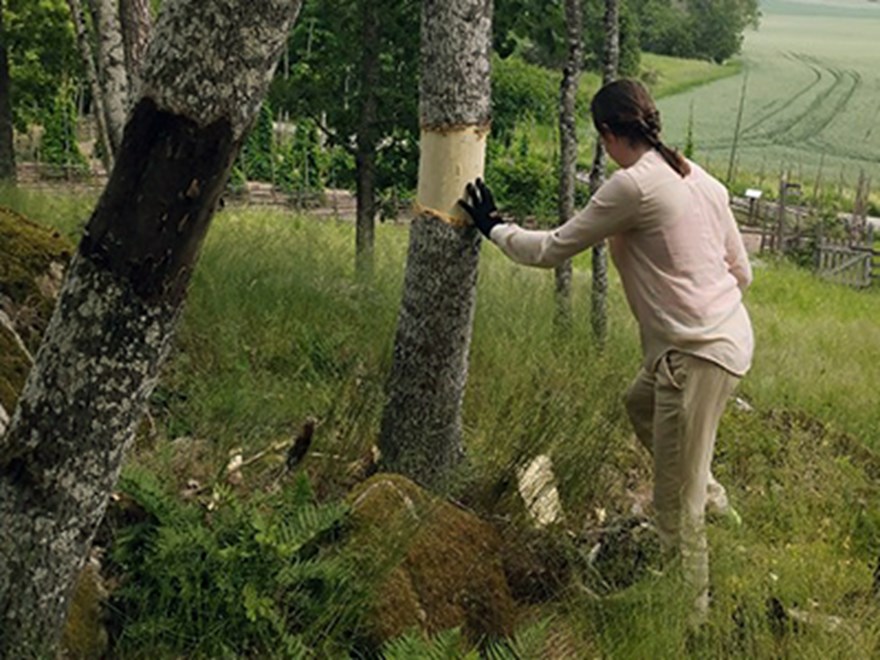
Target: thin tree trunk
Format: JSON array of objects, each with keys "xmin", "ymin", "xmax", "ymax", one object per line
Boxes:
[
  {"xmin": 90, "ymin": 0, "xmax": 130, "ymax": 155},
  {"xmin": 0, "ymin": 0, "xmax": 14, "ymax": 181},
  {"xmin": 378, "ymin": 0, "xmax": 492, "ymax": 488},
  {"xmin": 119, "ymin": 0, "xmax": 153, "ymax": 97},
  {"xmin": 590, "ymin": 0, "xmax": 619, "ymax": 347},
  {"xmin": 554, "ymin": 0, "xmax": 583, "ymax": 325},
  {"xmin": 355, "ymin": 0, "xmax": 379, "ymax": 279},
  {"xmin": 0, "ymin": 1, "xmax": 302, "ymax": 654},
  {"xmin": 67, "ymin": 0, "xmax": 114, "ymax": 172}
]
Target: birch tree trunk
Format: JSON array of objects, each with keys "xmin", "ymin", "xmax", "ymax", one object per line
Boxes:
[
  {"xmin": 0, "ymin": 0, "xmax": 14, "ymax": 181},
  {"xmin": 119, "ymin": 0, "xmax": 153, "ymax": 97},
  {"xmin": 354, "ymin": 0, "xmax": 379, "ymax": 278},
  {"xmin": 67, "ymin": 0, "xmax": 114, "ymax": 172},
  {"xmin": 90, "ymin": 0, "xmax": 131, "ymax": 156},
  {"xmin": 554, "ymin": 0, "xmax": 583, "ymax": 325},
  {"xmin": 0, "ymin": 1, "xmax": 301, "ymax": 654},
  {"xmin": 378, "ymin": 0, "xmax": 492, "ymax": 488},
  {"xmin": 589, "ymin": 0, "xmax": 619, "ymax": 346}
]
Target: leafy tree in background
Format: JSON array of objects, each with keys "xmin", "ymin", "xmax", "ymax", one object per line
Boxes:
[
  {"xmin": 271, "ymin": 0, "xmax": 420, "ymax": 274},
  {"xmin": 629, "ymin": 0, "xmax": 759, "ymax": 63},
  {"xmin": 3, "ymin": 0, "xmax": 79, "ymax": 132},
  {"xmin": 493, "ymin": 0, "xmax": 639, "ymax": 75}
]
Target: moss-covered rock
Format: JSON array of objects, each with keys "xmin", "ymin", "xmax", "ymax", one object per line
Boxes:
[
  {"xmin": 0, "ymin": 319, "xmax": 31, "ymax": 414},
  {"xmin": 0, "ymin": 205, "xmax": 73, "ymax": 352},
  {"xmin": 346, "ymin": 474, "xmax": 517, "ymax": 648},
  {"xmin": 60, "ymin": 562, "xmax": 109, "ymax": 660}
]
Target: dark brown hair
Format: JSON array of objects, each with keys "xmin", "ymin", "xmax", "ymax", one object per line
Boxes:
[{"xmin": 590, "ymin": 79, "xmax": 691, "ymax": 178}]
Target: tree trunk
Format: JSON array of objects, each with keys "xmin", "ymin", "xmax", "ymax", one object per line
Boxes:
[
  {"xmin": 554, "ymin": 0, "xmax": 583, "ymax": 325},
  {"xmin": 67, "ymin": 0, "xmax": 114, "ymax": 172},
  {"xmin": 0, "ymin": 1, "xmax": 302, "ymax": 654},
  {"xmin": 90, "ymin": 0, "xmax": 131, "ymax": 156},
  {"xmin": 119, "ymin": 0, "xmax": 153, "ymax": 97},
  {"xmin": 378, "ymin": 0, "xmax": 492, "ymax": 488},
  {"xmin": 354, "ymin": 0, "xmax": 379, "ymax": 278},
  {"xmin": 589, "ymin": 0, "xmax": 619, "ymax": 347},
  {"xmin": 0, "ymin": 0, "xmax": 14, "ymax": 182}
]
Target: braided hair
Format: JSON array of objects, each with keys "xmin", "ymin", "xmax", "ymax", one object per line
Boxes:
[{"xmin": 590, "ymin": 79, "xmax": 691, "ymax": 178}]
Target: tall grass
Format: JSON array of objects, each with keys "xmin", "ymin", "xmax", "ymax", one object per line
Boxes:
[{"xmin": 4, "ymin": 187, "xmax": 880, "ymax": 657}]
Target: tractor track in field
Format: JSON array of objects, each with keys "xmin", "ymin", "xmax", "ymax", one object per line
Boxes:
[
  {"xmin": 794, "ymin": 70, "xmax": 861, "ymax": 143},
  {"xmin": 761, "ymin": 64, "xmax": 845, "ymax": 140},
  {"xmin": 739, "ymin": 52, "xmax": 824, "ymax": 136}
]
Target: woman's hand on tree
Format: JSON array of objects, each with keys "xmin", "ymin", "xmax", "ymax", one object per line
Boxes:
[{"xmin": 460, "ymin": 178, "xmax": 502, "ymax": 239}]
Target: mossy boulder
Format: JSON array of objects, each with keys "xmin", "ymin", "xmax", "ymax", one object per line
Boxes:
[
  {"xmin": 0, "ymin": 206, "xmax": 73, "ymax": 413},
  {"xmin": 61, "ymin": 561, "xmax": 109, "ymax": 660},
  {"xmin": 0, "ymin": 319, "xmax": 31, "ymax": 414},
  {"xmin": 0, "ymin": 205, "xmax": 73, "ymax": 352},
  {"xmin": 347, "ymin": 474, "xmax": 517, "ymax": 647}
]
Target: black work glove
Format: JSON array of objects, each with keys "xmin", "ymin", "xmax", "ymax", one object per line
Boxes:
[{"xmin": 459, "ymin": 178, "xmax": 503, "ymax": 239}]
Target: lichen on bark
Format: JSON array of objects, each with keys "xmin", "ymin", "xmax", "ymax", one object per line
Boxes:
[
  {"xmin": 141, "ymin": 0, "xmax": 302, "ymax": 139},
  {"xmin": 0, "ymin": 253, "xmax": 176, "ymax": 653}
]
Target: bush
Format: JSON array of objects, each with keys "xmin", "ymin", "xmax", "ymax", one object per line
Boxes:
[
  {"xmin": 492, "ymin": 55, "xmax": 560, "ymax": 147},
  {"xmin": 39, "ymin": 82, "xmax": 87, "ymax": 176},
  {"xmin": 240, "ymin": 102, "xmax": 275, "ymax": 183},
  {"xmin": 486, "ymin": 133, "xmax": 559, "ymax": 224}
]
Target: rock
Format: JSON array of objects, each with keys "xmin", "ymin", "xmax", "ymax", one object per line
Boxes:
[
  {"xmin": 0, "ymin": 402, "xmax": 9, "ymax": 437},
  {"xmin": 516, "ymin": 454, "xmax": 563, "ymax": 528},
  {"xmin": 346, "ymin": 474, "xmax": 517, "ymax": 648},
  {"xmin": 499, "ymin": 525, "xmax": 573, "ymax": 603},
  {"xmin": 61, "ymin": 557, "xmax": 110, "ymax": 660},
  {"xmin": 0, "ymin": 313, "xmax": 33, "ymax": 414},
  {"xmin": 0, "ymin": 205, "xmax": 73, "ymax": 352}
]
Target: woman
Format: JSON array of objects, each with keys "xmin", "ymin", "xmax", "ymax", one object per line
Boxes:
[{"xmin": 460, "ymin": 79, "xmax": 753, "ymax": 625}]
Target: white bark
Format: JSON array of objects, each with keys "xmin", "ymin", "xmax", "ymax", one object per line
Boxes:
[
  {"xmin": 90, "ymin": 0, "xmax": 131, "ymax": 155},
  {"xmin": 67, "ymin": 0, "xmax": 114, "ymax": 170},
  {"xmin": 142, "ymin": 0, "xmax": 295, "ymax": 140}
]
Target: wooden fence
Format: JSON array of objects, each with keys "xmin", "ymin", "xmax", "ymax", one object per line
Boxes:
[{"xmin": 814, "ymin": 238, "xmax": 876, "ymax": 288}]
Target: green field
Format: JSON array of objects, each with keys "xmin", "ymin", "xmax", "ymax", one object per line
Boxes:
[{"xmin": 657, "ymin": 0, "xmax": 880, "ymax": 188}]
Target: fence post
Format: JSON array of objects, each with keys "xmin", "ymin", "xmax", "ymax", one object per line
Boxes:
[{"xmin": 776, "ymin": 174, "xmax": 786, "ymax": 253}]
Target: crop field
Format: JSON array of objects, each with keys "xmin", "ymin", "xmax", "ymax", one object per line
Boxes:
[{"xmin": 657, "ymin": 0, "xmax": 880, "ymax": 187}]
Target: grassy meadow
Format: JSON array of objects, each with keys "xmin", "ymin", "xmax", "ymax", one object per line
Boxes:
[
  {"xmin": 4, "ymin": 182, "xmax": 880, "ymax": 657},
  {"xmin": 657, "ymin": 0, "xmax": 880, "ymax": 194}
]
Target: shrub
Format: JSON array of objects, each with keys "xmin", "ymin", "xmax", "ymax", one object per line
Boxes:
[
  {"xmin": 108, "ymin": 467, "xmax": 363, "ymax": 658},
  {"xmin": 39, "ymin": 82, "xmax": 87, "ymax": 176}
]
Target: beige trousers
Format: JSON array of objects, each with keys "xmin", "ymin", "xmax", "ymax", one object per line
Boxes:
[{"xmin": 625, "ymin": 351, "xmax": 739, "ymax": 622}]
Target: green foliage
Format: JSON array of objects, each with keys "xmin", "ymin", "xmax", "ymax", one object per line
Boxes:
[
  {"xmin": 109, "ymin": 467, "xmax": 362, "ymax": 658},
  {"xmin": 270, "ymin": 0, "xmax": 420, "ymax": 200},
  {"xmin": 491, "ymin": 54, "xmax": 560, "ymax": 146},
  {"xmin": 382, "ymin": 618, "xmax": 552, "ymax": 659},
  {"xmin": 629, "ymin": 0, "xmax": 759, "ymax": 63},
  {"xmin": 582, "ymin": 0, "xmax": 641, "ymax": 77},
  {"xmin": 485, "ymin": 132, "xmax": 559, "ymax": 224},
  {"xmin": 276, "ymin": 118, "xmax": 329, "ymax": 200},
  {"xmin": 38, "ymin": 81, "xmax": 87, "ymax": 174},
  {"xmin": 4, "ymin": 0, "xmax": 79, "ymax": 131},
  {"xmin": 240, "ymin": 102, "xmax": 275, "ymax": 183}
]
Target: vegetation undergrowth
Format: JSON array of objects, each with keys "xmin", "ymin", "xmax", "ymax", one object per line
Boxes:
[{"xmin": 3, "ymin": 172, "xmax": 879, "ymax": 657}]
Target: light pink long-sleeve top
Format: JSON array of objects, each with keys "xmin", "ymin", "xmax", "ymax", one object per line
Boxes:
[{"xmin": 490, "ymin": 149, "xmax": 754, "ymax": 376}]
